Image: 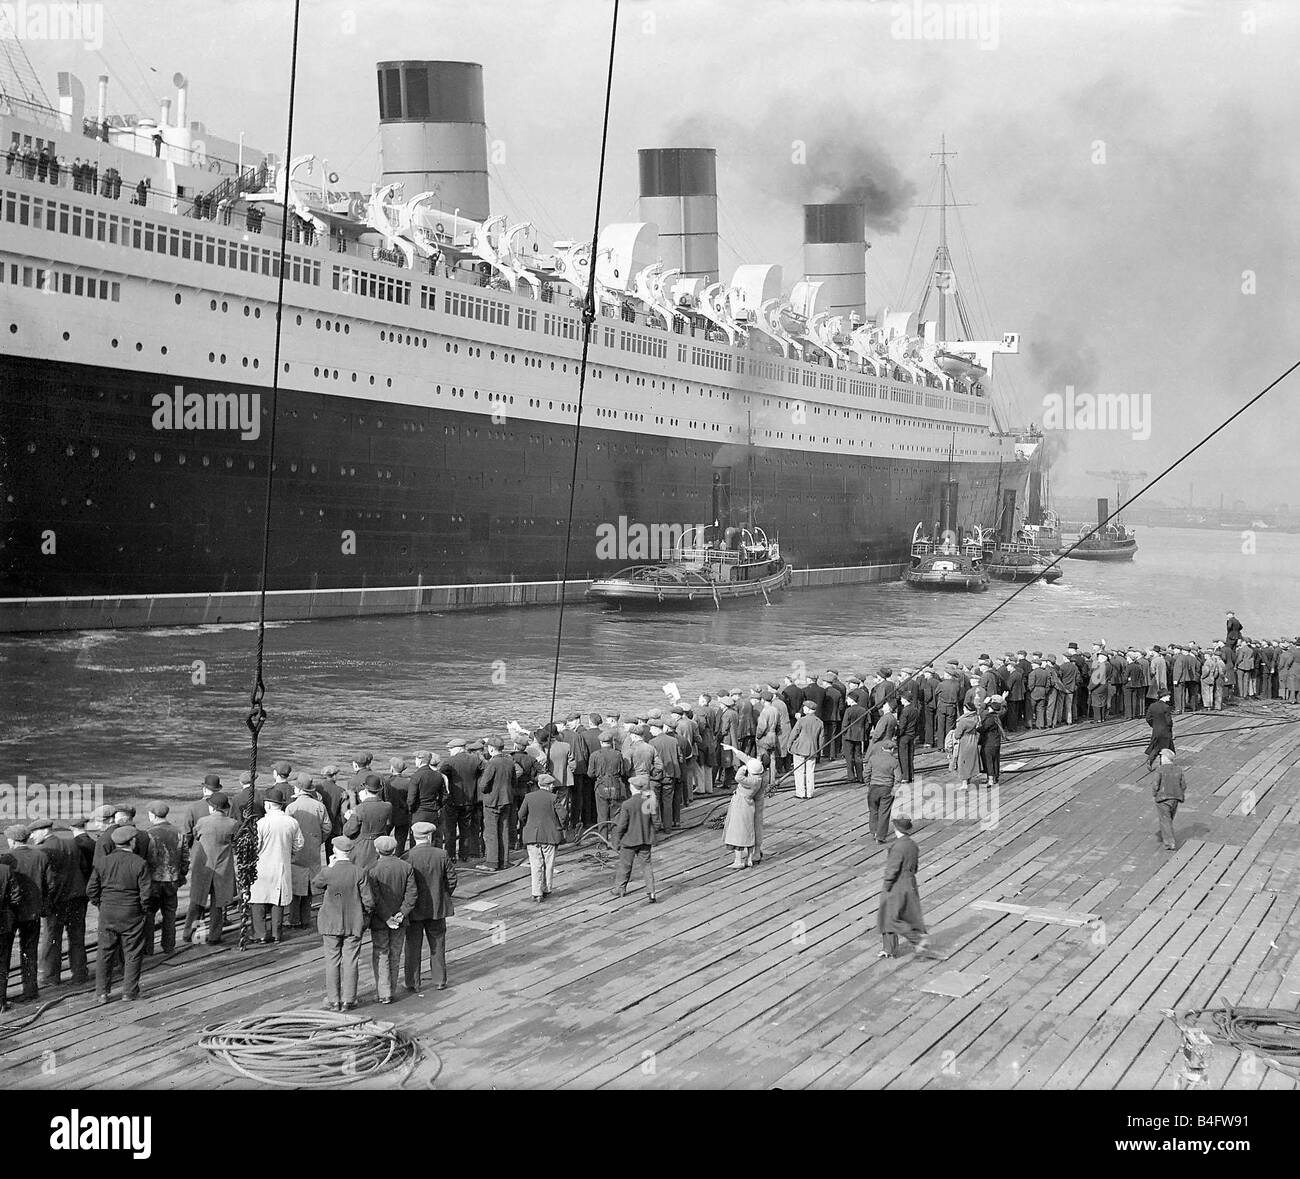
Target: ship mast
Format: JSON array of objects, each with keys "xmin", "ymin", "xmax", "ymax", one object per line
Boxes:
[{"xmin": 935, "ymin": 135, "xmax": 951, "ymax": 343}]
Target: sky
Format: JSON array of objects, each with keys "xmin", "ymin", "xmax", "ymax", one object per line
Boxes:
[{"xmin": 16, "ymin": 0, "xmax": 1300, "ymax": 506}]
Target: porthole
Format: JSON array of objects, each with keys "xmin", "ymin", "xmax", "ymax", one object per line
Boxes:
[
  {"xmin": 112, "ymin": 338, "xmax": 118, "ymax": 347},
  {"xmin": 255, "ymin": 307, "xmax": 261, "ymax": 319},
  {"xmin": 178, "ymin": 454, "xmax": 186, "ymax": 465},
  {"xmin": 65, "ymin": 445, "xmax": 74, "ymax": 457},
  {"xmin": 153, "ymin": 452, "xmax": 161, "ymax": 463},
  {"xmin": 386, "ymin": 378, "xmax": 392, "ymax": 387},
  {"xmin": 161, "ymin": 345, "xmax": 168, "ymax": 355},
  {"xmin": 62, "ymin": 331, "xmax": 69, "ymax": 341},
  {"xmin": 242, "ymin": 357, "xmax": 248, "ymax": 367},
  {"xmin": 221, "ymin": 301, "xmax": 228, "ymax": 312},
  {"xmin": 243, "ymin": 306, "xmax": 250, "ymax": 317},
  {"xmin": 220, "ymin": 353, "xmax": 226, "ymax": 364},
  {"xmin": 135, "ymin": 342, "xmax": 143, "ymax": 352},
  {"xmin": 296, "ymin": 314, "xmax": 302, "ymax": 325},
  {"xmin": 127, "ymin": 449, "xmax": 135, "ymax": 461},
  {"xmin": 202, "ymin": 455, "xmax": 209, "ymax": 466},
  {"xmin": 344, "ymin": 323, "xmax": 349, "ymax": 334}
]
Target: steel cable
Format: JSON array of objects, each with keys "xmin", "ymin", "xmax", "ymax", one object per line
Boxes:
[{"xmin": 197, "ymin": 1009, "xmax": 436, "ymax": 1088}]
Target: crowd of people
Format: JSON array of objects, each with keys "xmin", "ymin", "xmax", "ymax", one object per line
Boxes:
[{"xmin": 2, "ymin": 612, "xmax": 1290, "ymax": 1009}]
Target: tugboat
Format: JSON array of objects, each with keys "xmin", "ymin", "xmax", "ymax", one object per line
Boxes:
[
  {"xmin": 586, "ymin": 525, "xmax": 790, "ymax": 608},
  {"xmin": 1066, "ymin": 498, "xmax": 1138, "ymax": 561},
  {"xmin": 904, "ymin": 479, "xmax": 989, "ymax": 592},
  {"xmin": 979, "ymin": 489, "xmax": 1063, "ymax": 583}
]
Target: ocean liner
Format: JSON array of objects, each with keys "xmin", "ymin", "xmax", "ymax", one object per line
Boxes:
[{"xmin": 0, "ymin": 54, "xmax": 1023, "ymax": 630}]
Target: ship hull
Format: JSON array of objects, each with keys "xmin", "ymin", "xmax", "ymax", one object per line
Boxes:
[
  {"xmin": 0, "ymin": 356, "xmax": 1008, "ymax": 627},
  {"xmin": 1064, "ymin": 543, "xmax": 1137, "ymax": 562},
  {"xmin": 587, "ymin": 561, "xmax": 790, "ymax": 608}
]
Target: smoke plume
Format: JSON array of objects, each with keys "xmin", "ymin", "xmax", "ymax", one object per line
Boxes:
[{"xmin": 664, "ymin": 106, "xmax": 916, "ymax": 235}]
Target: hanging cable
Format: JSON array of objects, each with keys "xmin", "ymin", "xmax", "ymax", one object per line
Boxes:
[
  {"xmin": 547, "ymin": 0, "xmax": 621, "ymax": 725},
  {"xmin": 919, "ymin": 356, "xmax": 1300, "ymax": 671},
  {"xmin": 236, "ymin": 0, "xmax": 303, "ymax": 950}
]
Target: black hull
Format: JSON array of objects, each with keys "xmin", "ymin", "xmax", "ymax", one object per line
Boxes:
[{"xmin": 1, "ymin": 356, "xmax": 1007, "ymax": 603}]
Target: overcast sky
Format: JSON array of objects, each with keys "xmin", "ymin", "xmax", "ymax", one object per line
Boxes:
[{"xmin": 22, "ymin": 0, "xmax": 1300, "ymax": 506}]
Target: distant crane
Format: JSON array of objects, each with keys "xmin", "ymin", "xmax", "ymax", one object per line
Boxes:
[{"xmin": 1087, "ymin": 468, "xmax": 1149, "ymax": 520}]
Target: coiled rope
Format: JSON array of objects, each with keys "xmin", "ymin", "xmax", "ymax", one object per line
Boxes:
[
  {"xmin": 197, "ymin": 1009, "xmax": 437, "ymax": 1088},
  {"xmin": 1171, "ymin": 1004, "xmax": 1300, "ymax": 1079}
]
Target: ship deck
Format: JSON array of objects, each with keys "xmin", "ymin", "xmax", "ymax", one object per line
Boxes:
[{"xmin": 3, "ymin": 701, "xmax": 1299, "ymax": 1090}]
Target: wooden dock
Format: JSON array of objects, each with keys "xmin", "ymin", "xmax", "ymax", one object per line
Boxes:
[{"xmin": 4, "ymin": 702, "xmax": 1299, "ymax": 1090}]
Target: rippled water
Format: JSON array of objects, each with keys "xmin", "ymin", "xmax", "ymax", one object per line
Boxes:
[{"xmin": 2, "ymin": 526, "xmax": 1295, "ymax": 804}]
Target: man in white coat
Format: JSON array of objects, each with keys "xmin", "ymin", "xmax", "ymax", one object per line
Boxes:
[
  {"xmin": 249, "ymin": 787, "xmax": 304, "ymax": 944},
  {"xmin": 286, "ymin": 775, "xmax": 331, "ymax": 929}
]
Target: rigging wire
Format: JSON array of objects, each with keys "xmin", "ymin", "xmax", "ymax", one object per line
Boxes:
[
  {"xmin": 547, "ymin": 0, "xmax": 621, "ymax": 725},
  {"xmin": 918, "ymin": 356, "xmax": 1300, "ymax": 671},
  {"xmin": 895, "ymin": 166, "xmax": 938, "ymax": 311},
  {"xmin": 234, "ymin": 0, "xmax": 303, "ymax": 951}
]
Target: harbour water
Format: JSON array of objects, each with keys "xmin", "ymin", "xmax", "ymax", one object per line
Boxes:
[{"xmin": 2, "ymin": 526, "xmax": 1296, "ymax": 805}]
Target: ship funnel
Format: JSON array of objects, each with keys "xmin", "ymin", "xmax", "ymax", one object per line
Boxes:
[
  {"xmin": 638, "ymin": 148, "xmax": 718, "ymax": 284},
  {"xmin": 1000, "ymin": 489, "xmax": 1018, "ymax": 544},
  {"xmin": 803, "ymin": 203, "xmax": 866, "ymax": 320},
  {"xmin": 377, "ymin": 60, "xmax": 489, "ymax": 222},
  {"xmin": 1097, "ymin": 498, "xmax": 1109, "ymax": 530},
  {"xmin": 939, "ymin": 480, "xmax": 960, "ymax": 543}
]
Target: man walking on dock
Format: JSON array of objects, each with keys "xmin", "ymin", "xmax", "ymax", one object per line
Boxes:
[
  {"xmin": 1153, "ymin": 750, "xmax": 1186, "ymax": 851},
  {"xmin": 877, "ymin": 816, "xmax": 928, "ymax": 959}
]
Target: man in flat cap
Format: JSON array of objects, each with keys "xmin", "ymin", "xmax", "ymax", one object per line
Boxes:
[
  {"xmin": 406, "ymin": 751, "xmax": 447, "ymax": 847},
  {"xmin": 143, "ymin": 802, "xmax": 188, "ymax": 956},
  {"xmin": 439, "ymin": 739, "xmax": 483, "ymax": 862},
  {"xmin": 183, "ymin": 792, "xmax": 240, "ymax": 945},
  {"xmin": 317, "ymin": 766, "xmax": 346, "ymax": 847},
  {"xmin": 312, "ymin": 837, "xmax": 372, "ymax": 1012},
  {"xmin": 87, "ymin": 826, "xmax": 152, "ymax": 1003},
  {"xmin": 381, "ymin": 758, "xmax": 412, "ymax": 854},
  {"xmin": 39, "ymin": 817, "xmax": 92, "ymax": 987},
  {"xmin": 402, "ymin": 821, "xmax": 456, "ymax": 991},
  {"xmin": 477, "ymin": 737, "xmax": 518, "ymax": 872},
  {"xmin": 4, "ymin": 825, "xmax": 51, "ymax": 1003},
  {"xmin": 347, "ymin": 754, "xmax": 373, "ymax": 797},
  {"xmin": 250, "ymin": 788, "xmax": 303, "ymax": 944},
  {"xmin": 0, "ymin": 851, "xmax": 25, "ymax": 1010},
  {"xmin": 286, "ymin": 776, "xmax": 330, "ymax": 929},
  {"xmin": 367, "ymin": 835, "xmax": 417, "ymax": 1004}
]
